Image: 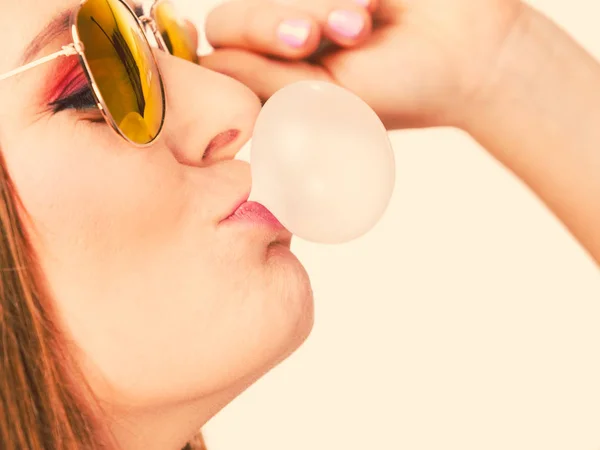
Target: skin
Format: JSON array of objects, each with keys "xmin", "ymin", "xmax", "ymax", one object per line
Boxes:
[
  {"xmin": 202, "ymin": 0, "xmax": 525, "ymax": 129},
  {"xmin": 1, "ymin": 0, "xmax": 599, "ymax": 448},
  {"xmin": 203, "ymin": 0, "xmax": 600, "ymax": 264},
  {"xmin": 0, "ymin": 0, "xmax": 313, "ymax": 449}
]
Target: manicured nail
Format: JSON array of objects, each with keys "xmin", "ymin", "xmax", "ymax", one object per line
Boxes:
[
  {"xmin": 354, "ymin": 0, "xmax": 370, "ymax": 7},
  {"xmin": 277, "ymin": 19, "xmax": 312, "ymax": 48},
  {"xmin": 327, "ymin": 10, "xmax": 364, "ymax": 39}
]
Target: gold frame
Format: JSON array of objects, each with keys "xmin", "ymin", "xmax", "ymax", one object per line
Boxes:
[
  {"xmin": 146, "ymin": 0, "xmax": 171, "ymax": 52},
  {"xmin": 0, "ymin": 0, "xmax": 177, "ymax": 148}
]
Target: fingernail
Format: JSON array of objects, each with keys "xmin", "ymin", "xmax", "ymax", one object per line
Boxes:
[
  {"xmin": 354, "ymin": 0, "xmax": 370, "ymax": 7},
  {"xmin": 327, "ymin": 10, "xmax": 364, "ymax": 39},
  {"xmin": 277, "ymin": 19, "xmax": 312, "ymax": 48}
]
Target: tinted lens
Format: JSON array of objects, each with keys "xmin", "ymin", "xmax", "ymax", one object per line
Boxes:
[
  {"xmin": 77, "ymin": 0, "xmax": 165, "ymax": 145},
  {"xmin": 154, "ymin": 0, "xmax": 199, "ymax": 63}
]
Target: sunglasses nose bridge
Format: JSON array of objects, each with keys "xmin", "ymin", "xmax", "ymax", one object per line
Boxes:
[{"xmin": 139, "ymin": 15, "xmax": 168, "ymax": 53}]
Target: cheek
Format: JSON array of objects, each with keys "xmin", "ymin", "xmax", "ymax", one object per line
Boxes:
[
  {"xmin": 2, "ymin": 121, "xmax": 315, "ymax": 409},
  {"xmin": 74, "ymin": 242, "xmax": 314, "ymax": 408},
  {"xmin": 6, "ymin": 123, "xmax": 188, "ymax": 255}
]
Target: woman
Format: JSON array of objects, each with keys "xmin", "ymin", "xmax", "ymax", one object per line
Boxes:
[
  {"xmin": 0, "ymin": 0, "xmax": 598, "ymax": 450},
  {"xmin": 0, "ymin": 0, "xmax": 312, "ymax": 448}
]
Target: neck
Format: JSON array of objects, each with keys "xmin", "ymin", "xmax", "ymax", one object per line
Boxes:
[{"xmin": 108, "ymin": 386, "xmax": 239, "ymax": 450}]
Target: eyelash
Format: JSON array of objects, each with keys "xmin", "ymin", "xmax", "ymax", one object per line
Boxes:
[{"xmin": 50, "ymin": 85, "xmax": 97, "ymax": 113}]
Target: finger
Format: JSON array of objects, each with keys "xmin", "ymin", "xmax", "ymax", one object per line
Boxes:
[
  {"xmin": 201, "ymin": 49, "xmax": 332, "ymax": 101},
  {"xmin": 205, "ymin": 1, "xmax": 322, "ymax": 61},
  {"xmin": 275, "ymin": 0, "xmax": 376, "ymax": 48},
  {"xmin": 356, "ymin": 0, "xmax": 380, "ymax": 13},
  {"xmin": 321, "ymin": 3, "xmax": 373, "ymax": 48}
]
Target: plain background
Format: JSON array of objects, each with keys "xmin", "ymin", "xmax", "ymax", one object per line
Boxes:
[{"xmin": 175, "ymin": 0, "xmax": 600, "ymax": 448}]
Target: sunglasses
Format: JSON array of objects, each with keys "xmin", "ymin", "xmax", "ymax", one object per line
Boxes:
[{"xmin": 0, "ymin": 0, "xmax": 199, "ymax": 146}]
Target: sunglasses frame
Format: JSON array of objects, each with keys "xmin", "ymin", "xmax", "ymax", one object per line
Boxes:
[
  {"xmin": 75, "ymin": 0, "xmax": 172, "ymax": 147},
  {"xmin": 0, "ymin": 0, "xmax": 185, "ymax": 147}
]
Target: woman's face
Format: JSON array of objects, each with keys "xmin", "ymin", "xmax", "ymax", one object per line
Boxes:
[{"xmin": 0, "ymin": 0, "xmax": 313, "ymax": 413}]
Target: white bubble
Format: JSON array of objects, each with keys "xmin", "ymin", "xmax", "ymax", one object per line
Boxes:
[{"xmin": 249, "ymin": 80, "xmax": 396, "ymax": 244}]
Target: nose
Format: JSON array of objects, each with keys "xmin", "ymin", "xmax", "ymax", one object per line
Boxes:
[{"xmin": 154, "ymin": 52, "xmax": 262, "ymax": 166}]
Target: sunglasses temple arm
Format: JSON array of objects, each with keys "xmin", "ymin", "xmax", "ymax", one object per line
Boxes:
[{"xmin": 0, "ymin": 45, "xmax": 79, "ymax": 82}]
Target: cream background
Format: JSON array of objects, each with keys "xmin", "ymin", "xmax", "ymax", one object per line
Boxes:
[{"xmin": 176, "ymin": 1, "xmax": 600, "ymax": 448}]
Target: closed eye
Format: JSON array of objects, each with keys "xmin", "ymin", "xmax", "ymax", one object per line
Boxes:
[{"xmin": 50, "ymin": 87, "xmax": 97, "ymax": 113}]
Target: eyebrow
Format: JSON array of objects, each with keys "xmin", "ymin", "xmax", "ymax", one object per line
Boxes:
[
  {"xmin": 21, "ymin": 8, "xmax": 74, "ymax": 66},
  {"xmin": 20, "ymin": 2, "xmax": 144, "ymax": 65}
]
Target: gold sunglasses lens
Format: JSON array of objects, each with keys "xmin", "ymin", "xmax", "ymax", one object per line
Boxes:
[
  {"xmin": 154, "ymin": 0, "xmax": 199, "ymax": 63},
  {"xmin": 77, "ymin": 0, "xmax": 165, "ymax": 145}
]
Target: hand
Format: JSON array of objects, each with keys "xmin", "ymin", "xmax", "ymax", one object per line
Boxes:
[{"xmin": 201, "ymin": 0, "xmax": 525, "ymax": 129}]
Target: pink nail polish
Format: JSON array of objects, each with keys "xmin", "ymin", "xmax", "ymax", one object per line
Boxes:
[
  {"xmin": 327, "ymin": 10, "xmax": 364, "ymax": 39},
  {"xmin": 277, "ymin": 19, "xmax": 311, "ymax": 48}
]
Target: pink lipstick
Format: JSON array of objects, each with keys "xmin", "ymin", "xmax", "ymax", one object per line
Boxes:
[{"xmin": 226, "ymin": 201, "xmax": 284, "ymax": 229}]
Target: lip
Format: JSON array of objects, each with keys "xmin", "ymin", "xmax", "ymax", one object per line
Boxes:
[
  {"xmin": 221, "ymin": 191, "xmax": 251, "ymax": 222},
  {"xmin": 222, "ymin": 199, "xmax": 284, "ymax": 229}
]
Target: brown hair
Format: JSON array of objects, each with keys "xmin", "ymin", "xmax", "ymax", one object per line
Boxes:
[
  {"xmin": 0, "ymin": 150, "xmax": 208, "ymax": 449},
  {"xmin": 0, "ymin": 150, "xmax": 109, "ymax": 449}
]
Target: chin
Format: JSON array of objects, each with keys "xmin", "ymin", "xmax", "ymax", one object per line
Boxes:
[
  {"xmin": 175, "ymin": 237, "xmax": 314, "ymax": 401},
  {"xmin": 263, "ymin": 242, "xmax": 315, "ymax": 361},
  {"xmin": 204, "ymin": 252, "xmax": 314, "ymax": 406}
]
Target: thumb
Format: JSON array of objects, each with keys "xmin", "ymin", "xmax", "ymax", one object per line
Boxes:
[{"xmin": 200, "ymin": 48, "xmax": 331, "ymax": 102}]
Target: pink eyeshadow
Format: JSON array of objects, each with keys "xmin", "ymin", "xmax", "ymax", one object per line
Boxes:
[{"xmin": 45, "ymin": 58, "xmax": 88, "ymax": 104}]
